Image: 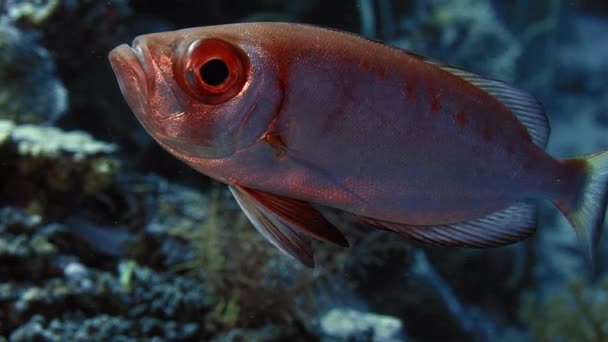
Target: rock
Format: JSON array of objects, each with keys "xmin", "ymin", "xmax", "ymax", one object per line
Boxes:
[{"xmin": 320, "ymin": 308, "xmax": 405, "ymax": 341}]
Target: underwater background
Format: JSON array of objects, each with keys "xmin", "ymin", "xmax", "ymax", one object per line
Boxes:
[{"xmin": 0, "ymin": 0, "xmax": 607, "ymax": 341}]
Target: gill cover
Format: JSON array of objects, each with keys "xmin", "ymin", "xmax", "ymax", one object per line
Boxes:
[{"xmin": 123, "ymin": 31, "xmax": 283, "ymax": 161}]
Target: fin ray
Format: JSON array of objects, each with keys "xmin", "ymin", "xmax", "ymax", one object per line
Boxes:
[
  {"xmin": 229, "ymin": 185, "xmax": 349, "ymax": 267},
  {"xmin": 229, "ymin": 185, "xmax": 314, "ymax": 267},
  {"xmin": 554, "ymin": 150, "xmax": 608, "ymax": 265},
  {"xmin": 360, "ymin": 203, "xmax": 537, "ymax": 247},
  {"xmin": 233, "ymin": 185, "xmax": 348, "ymax": 247},
  {"xmin": 421, "ymin": 57, "xmax": 550, "ymax": 148}
]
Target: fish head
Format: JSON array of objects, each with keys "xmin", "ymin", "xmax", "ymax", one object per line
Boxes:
[{"xmin": 108, "ymin": 25, "xmax": 283, "ymax": 160}]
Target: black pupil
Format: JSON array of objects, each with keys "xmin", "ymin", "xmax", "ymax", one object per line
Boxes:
[{"xmin": 199, "ymin": 59, "xmax": 229, "ymax": 86}]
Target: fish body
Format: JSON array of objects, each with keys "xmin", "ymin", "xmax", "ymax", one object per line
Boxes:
[{"xmin": 109, "ymin": 23, "xmax": 608, "ymax": 267}]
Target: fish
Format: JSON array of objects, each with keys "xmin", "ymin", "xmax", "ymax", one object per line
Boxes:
[{"xmin": 108, "ymin": 22, "xmax": 608, "ymax": 268}]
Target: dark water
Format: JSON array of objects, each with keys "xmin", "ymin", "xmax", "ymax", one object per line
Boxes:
[{"xmin": 1, "ymin": 1, "xmax": 607, "ymax": 341}]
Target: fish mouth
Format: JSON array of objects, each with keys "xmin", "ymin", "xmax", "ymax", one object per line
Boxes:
[{"xmin": 108, "ymin": 41, "xmax": 152, "ymax": 125}]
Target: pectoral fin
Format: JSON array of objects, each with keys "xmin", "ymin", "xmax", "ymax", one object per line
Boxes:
[
  {"xmin": 360, "ymin": 202, "xmax": 537, "ymax": 247},
  {"xmin": 229, "ymin": 185, "xmax": 348, "ymax": 267}
]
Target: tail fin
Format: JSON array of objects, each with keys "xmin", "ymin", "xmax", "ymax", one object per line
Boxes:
[{"xmin": 553, "ymin": 150, "xmax": 608, "ymax": 267}]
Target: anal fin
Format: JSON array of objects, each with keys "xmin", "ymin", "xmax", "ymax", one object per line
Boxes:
[{"xmin": 361, "ymin": 202, "xmax": 537, "ymax": 248}]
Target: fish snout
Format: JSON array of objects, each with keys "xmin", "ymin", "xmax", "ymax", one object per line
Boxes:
[
  {"xmin": 108, "ymin": 43, "xmax": 147, "ymax": 94},
  {"xmin": 108, "ymin": 42, "xmax": 153, "ymax": 126}
]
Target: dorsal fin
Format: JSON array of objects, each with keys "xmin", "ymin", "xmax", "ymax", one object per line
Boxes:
[
  {"xmin": 420, "ymin": 56, "xmax": 550, "ymax": 148},
  {"xmin": 360, "ymin": 202, "xmax": 537, "ymax": 248}
]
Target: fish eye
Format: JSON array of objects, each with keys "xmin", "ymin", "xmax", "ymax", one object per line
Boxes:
[
  {"xmin": 200, "ymin": 59, "xmax": 229, "ymax": 86},
  {"xmin": 173, "ymin": 38, "xmax": 249, "ymax": 105}
]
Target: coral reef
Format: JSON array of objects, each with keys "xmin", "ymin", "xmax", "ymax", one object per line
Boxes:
[
  {"xmin": 9, "ymin": 314, "xmax": 198, "ymax": 342},
  {"xmin": 320, "ymin": 308, "xmax": 405, "ymax": 341},
  {"xmin": 0, "ymin": 132, "xmax": 347, "ymax": 339},
  {"xmin": 0, "ymin": 0, "xmax": 607, "ymax": 340},
  {"xmin": 0, "ymin": 205, "xmax": 210, "ymax": 339},
  {"xmin": 0, "ymin": 120, "xmax": 118, "ymax": 219},
  {"xmin": 3, "ymin": 0, "xmax": 60, "ymax": 24},
  {"xmin": 0, "ymin": 208, "xmax": 55, "ymax": 283},
  {"xmin": 0, "ymin": 134, "xmax": 416, "ymax": 339}
]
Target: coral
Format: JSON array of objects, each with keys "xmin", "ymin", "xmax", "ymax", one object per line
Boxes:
[
  {"xmin": 2, "ymin": 0, "xmax": 131, "ymax": 27},
  {"xmin": 138, "ymin": 183, "xmax": 407, "ymax": 335},
  {"xmin": 0, "ymin": 208, "xmax": 57, "ymax": 282},
  {"xmin": 1, "ymin": 258, "xmax": 209, "ymax": 338},
  {"xmin": 8, "ymin": 122, "xmax": 115, "ymax": 159},
  {"xmin": 3, "ymin": 0, "xmax": 61, "ymax": 24},
  {"xmin": 0, "ymin": 119, "xmax": 118, "ymax": 219},
  {"xmin": 0, "ymin": 206, "xmax": 120, "ymax": 283},
  {"xmin": 0, "ymin": 19, "xmax": 67, "ymax": 124},
  {"xmin": 0, "ymin": 176, "xmax": 326, "ymax": 339},
  {"xmin": 0, "ymin": 184, "xmax": 211, "ymax": 339},
  {"xmin": 160, "ymin": 186, "xmax": 420, "ymax": 337},
  {"xmin": 320, "ymin": 308, "xmax": 405, "ymax": 341},
  {"xmin": 520, "ymin": 277, "xmax": 608, "ymax": 341},
  {"xmin": 18, "ymin": 0, "xmax": 155, "ymax": 154},
  {"xmin": 116, "ymin": 173, "xmax": 211, "ymax": 268},
  {"xmin": 167, "ymin": 187, "xmax": 316, "ymax": 332},
  {"xmin": 9, "ymin": 306, "xmax": 201, "ymax": 341},
  {"xmin": 0, "ymin": 179, "xmax": 333, "ymax": 339}
]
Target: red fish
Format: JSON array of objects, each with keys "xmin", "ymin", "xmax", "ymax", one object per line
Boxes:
[{"xmin": 109, "ymin": 23, "xmax": 608, "ymax": 267}]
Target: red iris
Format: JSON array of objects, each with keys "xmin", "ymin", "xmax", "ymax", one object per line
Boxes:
[{"xmin": 174, "ymin": 38, "xmax": 249, "ymax": 105}]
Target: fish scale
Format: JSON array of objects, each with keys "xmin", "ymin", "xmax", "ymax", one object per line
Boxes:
[{"xmin": 109, "ymin": 22, "xmax": 608, "ymax": 268}]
